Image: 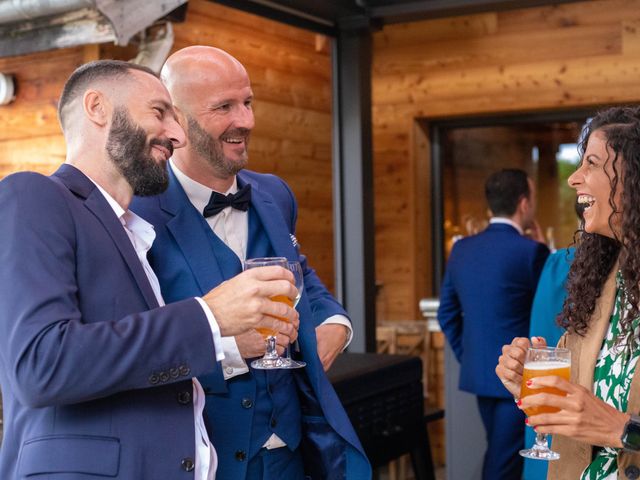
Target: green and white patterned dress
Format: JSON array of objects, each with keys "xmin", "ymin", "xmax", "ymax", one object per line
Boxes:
[{"xmin": 581, "ymin": 273, "xmax": 640, "ymax": 480}]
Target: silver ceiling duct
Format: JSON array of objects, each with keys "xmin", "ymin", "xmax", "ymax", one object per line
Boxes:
[
  {"xmin": 0, "ymin": 0, "xmax": 187, "ymax": 58},
  {"xmin": 0, "ymin": 0, "xmax": 94, "ymax": 23}
]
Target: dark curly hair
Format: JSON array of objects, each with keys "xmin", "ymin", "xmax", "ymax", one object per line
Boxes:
[{"xmin": 559, "ymin": 106, "xmax": 640, "ymax": 344}]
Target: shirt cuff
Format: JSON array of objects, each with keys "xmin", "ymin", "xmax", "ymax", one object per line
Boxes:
[
  {"xmin": 320, "ymin": 314, "xmax": 353, "ymax": 350},
  {"xmin": 220, "ymin": 336, "xmax": 249, "ymax": 380},
  {"xmin": 195, "ymin": 297, "xmax": 225, "ymax": 362}
]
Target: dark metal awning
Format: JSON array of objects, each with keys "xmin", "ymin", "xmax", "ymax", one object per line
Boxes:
[{"xmin": 210, "ymin": 0, "xmax": 586, "ymax": 35}]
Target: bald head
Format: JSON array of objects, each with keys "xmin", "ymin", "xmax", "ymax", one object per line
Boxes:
[
  {"xmin": 161, "ymin": 46, "xmax": 249, "ymax": 111},
  {"xmin": 158, "ymin": 46, "xmax": 255, "ymax": 185}
]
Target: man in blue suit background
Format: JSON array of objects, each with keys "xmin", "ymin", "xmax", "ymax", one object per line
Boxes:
[
  {"xmin": 0, "ymin": 60, "xmax": 299, "ymax": 479},
  {"xmin": 132, "ymin": 46, "xmax": 370, "ymax": 479},
  {"xmin": 437, "ymin": 168, "xmax": 549, "ymax": 480}
]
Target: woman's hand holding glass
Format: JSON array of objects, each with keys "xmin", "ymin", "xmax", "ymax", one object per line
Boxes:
[
  {"xmin": 520, "ymin": 371, "xmax": 629, "ymax": 450},
  {"xmin": 497, "ymin": 336, "xmax": 631, "ymax": 457},
  {"xmin": 518, "ymin": 346, "xmax": 571, "ymax": 460},
  {"xmin": 497, "ymin": 337, "xmax": 569, "ymax": 460},
  {"xmin": 496, "ymin": 336, "xmax": 547, "ymax": 398}
]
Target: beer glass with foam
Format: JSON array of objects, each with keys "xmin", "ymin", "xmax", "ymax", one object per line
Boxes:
[{"xmin": 519, "ymin": 346, "xmax": 571, "ymax": 460}]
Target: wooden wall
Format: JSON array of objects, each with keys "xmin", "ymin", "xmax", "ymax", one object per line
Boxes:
[
  {"xmin": 0, "ymin": 0, "xmax": 336, "ymax": 290},
  {"xmin": 0, "ymin": 47, "xmax": 92, "ymax": 178},
  {"xmin": 372, "ymin": 0, "xmax": 640, "ymax": 320}
]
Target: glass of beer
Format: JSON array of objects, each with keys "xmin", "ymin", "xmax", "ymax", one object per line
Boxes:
[
  {"xmin": 519, "ymin": 346, "xmax": 571, "ymax": 460},
  {"xmin": 280, "ymin": 261, "xmax": 306, "ymax": 369},
  {"xmin": 243, "ymin": 257, "xmax": 292, "ymax": 370}
]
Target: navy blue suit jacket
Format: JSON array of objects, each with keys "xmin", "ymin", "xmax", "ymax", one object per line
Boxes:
[
  {"xmin": 437, "ymin": 223, "xmax": 549, "ymax": 398},
  {"xmin": 131, "ymin": 168, "xmax": 371, "ymax": 479},
  {"xmin": 0, "ymin": 165, "xmax": 218, "ymax": 479}
]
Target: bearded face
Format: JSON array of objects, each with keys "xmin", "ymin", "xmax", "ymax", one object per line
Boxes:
[
  {"xmin": 186, "ymin": 115, "xmax": 249, "ymax": 178},
  {"xmin": 106, "ymin": 107, "xmax": 173, "ymax": 196}
]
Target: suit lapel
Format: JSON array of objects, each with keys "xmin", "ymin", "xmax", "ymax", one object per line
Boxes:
[
  {"xmin": 238, "ymin": 173, "xmax": 297, "ymax": 261},
  {"xmin": 161, "ymin": 168, "xmax": 231, "ymax": 294},
  {"xmin": 53, "ymin": 164, "xmax": 159, "ymax": 309}
]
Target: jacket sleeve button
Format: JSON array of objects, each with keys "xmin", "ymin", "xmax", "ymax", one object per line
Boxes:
[
  {"xmin": 177, "ymin": 391, "xmax": 192, "ymax": 405},
  {"xmin": 181, "ymin": 458, "xmax": 195, "ymax": 471},
  {"xmin": 179, "ymin": 365, "xmax": 191, "ymax": 376},
  {"xmin": 148, "ymin": 374, "xmax": 159, "ymax": 385},
  {"xmin": 169, "ymin": 367, "xmax": 180, "ymax": 379},
  {"xmin": 160, "ymin": 372, "xmax": 170, "ymax": 383}
]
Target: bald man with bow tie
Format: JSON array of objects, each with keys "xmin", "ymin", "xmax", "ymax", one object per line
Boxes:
[{"xmin": 131, "ymin": 46, "xmax": 370, "ymax": 480}]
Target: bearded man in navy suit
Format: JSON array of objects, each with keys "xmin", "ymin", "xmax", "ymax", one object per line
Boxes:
[
  {"xmin": 0, "ymin": 60, "xmax": 299, "ymax": 480},
  {"xmin": 437, "ymin": 168, "xmax": 549, "ymax": 480},
  {"xmin": 131, "ymin": 46, "xmax": 370, "ymax": 480}
]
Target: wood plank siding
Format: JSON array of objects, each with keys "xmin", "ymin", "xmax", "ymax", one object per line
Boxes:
[{"xmin": 372, "ymin": 0, "xmax": 640, "ymax": 320}]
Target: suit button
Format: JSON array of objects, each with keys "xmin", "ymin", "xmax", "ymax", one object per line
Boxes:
[
  {"xmin": 270, "ymin": 418, "xmax": 277, "ymax": 428},
  {"xmin": 177, "ymin": 391, "xmax": 192, "ymax": 405},
  {"xmin": 148, "ymin": 374, "xmax": 159, "ymax": 385},
  {"xmin": 179, "ymin": 365, "xmax": 191, "ymax": 376},
  {"xmin": 160, "ymin": 372, "xmax": 170, "ymax": 383},
  {"xmin": 181, "ymin": 458, "xmax": 195, "ymax": 472},
  {"xmin": 235, "ymin": 450, "xmax": 247, "ymax": 462},
  {"xmin": 626, "ymin": 466, "xmax": 640, "ymax": 479},
  {"xmin": 169, "ymin": 367, "xmax": 179, "ymax": 379},
  {"xmin": 241, "ymin": 398, "xmax": 253, "ymax": 409}
]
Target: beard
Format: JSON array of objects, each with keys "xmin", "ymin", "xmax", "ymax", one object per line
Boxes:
[
  {"xmin": 105, "ymin": 107, "xmax": 172, "ymax": 196},
  {"xmin": 187, "ymin": 115, "xmax": 249, "ymax": 177}
]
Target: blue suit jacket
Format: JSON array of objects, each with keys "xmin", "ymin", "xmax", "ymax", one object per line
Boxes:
[
  {"xmin": 437, "ymin": 223, "xmax": 549, "ymax": 398},
  {"xmin": 0, "ymin": 165, "xmax": 219, "ymax": 479},
  {"xmin": 131, "ymin": 168, "xmax": 371, "ymax": 479}
]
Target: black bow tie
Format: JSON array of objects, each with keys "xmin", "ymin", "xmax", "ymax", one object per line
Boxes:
[{"xmin": 203, "ymin": 183, "xmax": 252, "ymax": 218}]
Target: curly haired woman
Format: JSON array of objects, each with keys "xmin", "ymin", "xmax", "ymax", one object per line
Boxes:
[{"xmin": 496, "ymin": 105, "xmax": 640, "ymax": 479}]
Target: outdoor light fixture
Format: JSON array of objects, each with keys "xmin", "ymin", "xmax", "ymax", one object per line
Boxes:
[{"xmin": 0, "ymin": 73, "xmax": 15, "ymax": 105}]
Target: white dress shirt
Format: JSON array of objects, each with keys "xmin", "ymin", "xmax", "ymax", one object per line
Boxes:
[{"xmin": 92, "ymin": 181, "xmax": 221, "ymax": 480}]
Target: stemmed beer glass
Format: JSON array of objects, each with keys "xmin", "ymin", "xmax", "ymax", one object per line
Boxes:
[
  {"xmin": 243, "ymin": 257, "xmax": 292, "ymax": 370},
  {"xmin": 281, "ymin": 260, "xmax": 306, "ymax": 369},
  {"xmin": 519, "ymin": 346, "xmax": 571, "ymax": 460}
]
